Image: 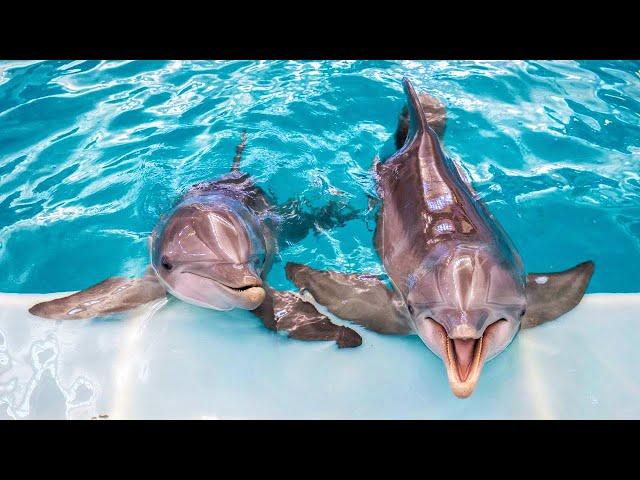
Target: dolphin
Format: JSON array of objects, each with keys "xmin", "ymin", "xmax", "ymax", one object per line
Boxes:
[
  {"xmin": 29, "ymin": 133, "xmax": 362, "ymax": 348},
  {"xmin": 286, "ymin": 78, "xmax": 595, "ymax": 398}
]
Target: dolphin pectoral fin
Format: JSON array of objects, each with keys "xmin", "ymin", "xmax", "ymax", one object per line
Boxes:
[
  {"xmin": 28, "ymin": 267, "xmax": 167, "ymax": 320},
  {"xmin": 395, "ymin": 91, "xmax": 447, "ymax": 149},
  {"xmin": 285, "ymin": 262, "xmax": 412, "ymax": 335},
  {"xmin": 252, "ymin": 287, "xmax": 362, "ymax": 348},
  {"xmin": 521, "ymin": 260, "xmax": 595, "ymax": 329}
]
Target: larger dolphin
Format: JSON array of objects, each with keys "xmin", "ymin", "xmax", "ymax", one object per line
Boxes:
[
  {"xmin": 29, "ymin": 134, "xmax": 362, "ymax": 348},
  {"xmin": 286, "ymin": 78, "xmax": 594, "ymax": 398}
]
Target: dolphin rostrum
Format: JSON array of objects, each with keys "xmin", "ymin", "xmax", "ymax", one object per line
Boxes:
[
  {"xmin": 29, "ymin": 133, "xmax": 362, "ymax": 348},
  {"xmin": 286, "ymin": 78, "xmax": 594, "ymax": 398}
]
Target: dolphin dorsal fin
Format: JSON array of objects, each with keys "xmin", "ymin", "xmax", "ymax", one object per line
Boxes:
[{"xmin": 402, "ymin": 77, "xmax": 429, "ymax": 147}]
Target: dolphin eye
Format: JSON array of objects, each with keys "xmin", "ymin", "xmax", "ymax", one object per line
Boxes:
[
  {"xmin": 161, "ymin": 256, "xmax": 173, "ymax": 271},
  {"xmin": 520, "ymin": 309, "xmax": 526, "ymax": 317},
  {"xmin": 407, "ymin": 304, "xmax": 415, "ymax": 315}
]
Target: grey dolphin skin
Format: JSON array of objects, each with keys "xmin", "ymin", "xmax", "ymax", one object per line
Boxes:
[
  {"xmin": 29, "ymin": 133, "xmax": 362, "ymax": 348},
  {"xmin": 286, "ymin": 78, "xmax": 594, "ymax": 398}
]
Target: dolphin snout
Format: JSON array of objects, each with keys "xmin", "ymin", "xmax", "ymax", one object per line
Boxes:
[
  {"xmin": 450, "ymin": 324, "xmax": 480, "ymax": 339},
  {"xmin": 438, "ymin": 309, "xmax": 489, "ymax": 339}
]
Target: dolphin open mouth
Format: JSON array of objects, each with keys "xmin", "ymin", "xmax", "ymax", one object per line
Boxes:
[
  {"xmin": 444, "ymin": 334, "xmax": 485, "ymax": 398},
  {"xmin": 430, "ymin": 319, "xmax": 503, "ymax": 398}
]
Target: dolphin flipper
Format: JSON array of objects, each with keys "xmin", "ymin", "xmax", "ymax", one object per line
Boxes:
[
  {"xmin": 28, "ymin": 267, "xmax": 166, "ymax": 320},
  {"xmin": 522, "ymin": 261, "xmax": 595, "ymax": 329},
  {"xmin": 252, "ymin": 287, "xmax": 362, "ymax": 348},
  {"xmin": 285, "ymin": 263, "xmax": 412, "ymax": 335},
  {"xmin": 394, "ymin": 91, "xmax": 446, "ymax": 149}
]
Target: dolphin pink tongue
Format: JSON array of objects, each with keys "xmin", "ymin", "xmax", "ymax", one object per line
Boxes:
[{"xmin": 452, "ymin": 338, "xmax": 476, "ymax": 381}]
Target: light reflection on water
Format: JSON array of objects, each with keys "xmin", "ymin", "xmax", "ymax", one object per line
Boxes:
[{"xmin": 0, "ymin": 60, "xmax": 638, "ymax": 293}]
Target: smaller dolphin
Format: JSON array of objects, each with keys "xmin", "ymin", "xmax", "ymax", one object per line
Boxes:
[
  {"xmin": 286, "ymin": 79, "xmax": 595, "ymax": 398},
  {"xmin": 29, "ymin": 133, "xmax": 362, "ymax": 348}
]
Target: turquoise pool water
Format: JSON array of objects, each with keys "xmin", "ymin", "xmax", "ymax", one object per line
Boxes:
[{"xmin": 0, "ymin": 60, "xmax": 639, "ymax": 295}]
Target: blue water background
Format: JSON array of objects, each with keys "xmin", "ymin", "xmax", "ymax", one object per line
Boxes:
[{"xmin": 0, "ymin": 60, "xmax": 639, "ymax": 294}]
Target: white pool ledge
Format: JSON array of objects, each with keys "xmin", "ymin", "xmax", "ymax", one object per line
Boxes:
[{"xmin": 0, "ymin": 292, "xmax": 638, "ymax": 419}]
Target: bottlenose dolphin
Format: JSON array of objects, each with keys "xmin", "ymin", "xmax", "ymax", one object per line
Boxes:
[
  {"xmin": 286, "ymin": 78, "xmax": 594, "ymax": 398},
  {"xmin": 29, "ymin": 134, "xmax": 362, "ymax": 348}
]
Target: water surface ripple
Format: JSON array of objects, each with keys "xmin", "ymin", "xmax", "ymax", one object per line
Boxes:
[{"xmin": 0, "ymin": 60, "xmax": 638, "ymax": 293}]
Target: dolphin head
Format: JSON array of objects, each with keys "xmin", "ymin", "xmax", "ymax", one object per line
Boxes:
[
  {"xmin": 404, "ymin": 241, "xmax": 526, "ymax": 398},
  {"xmin": 149, "ymin": 195, "xmax": 267, "ymax": 311}
]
